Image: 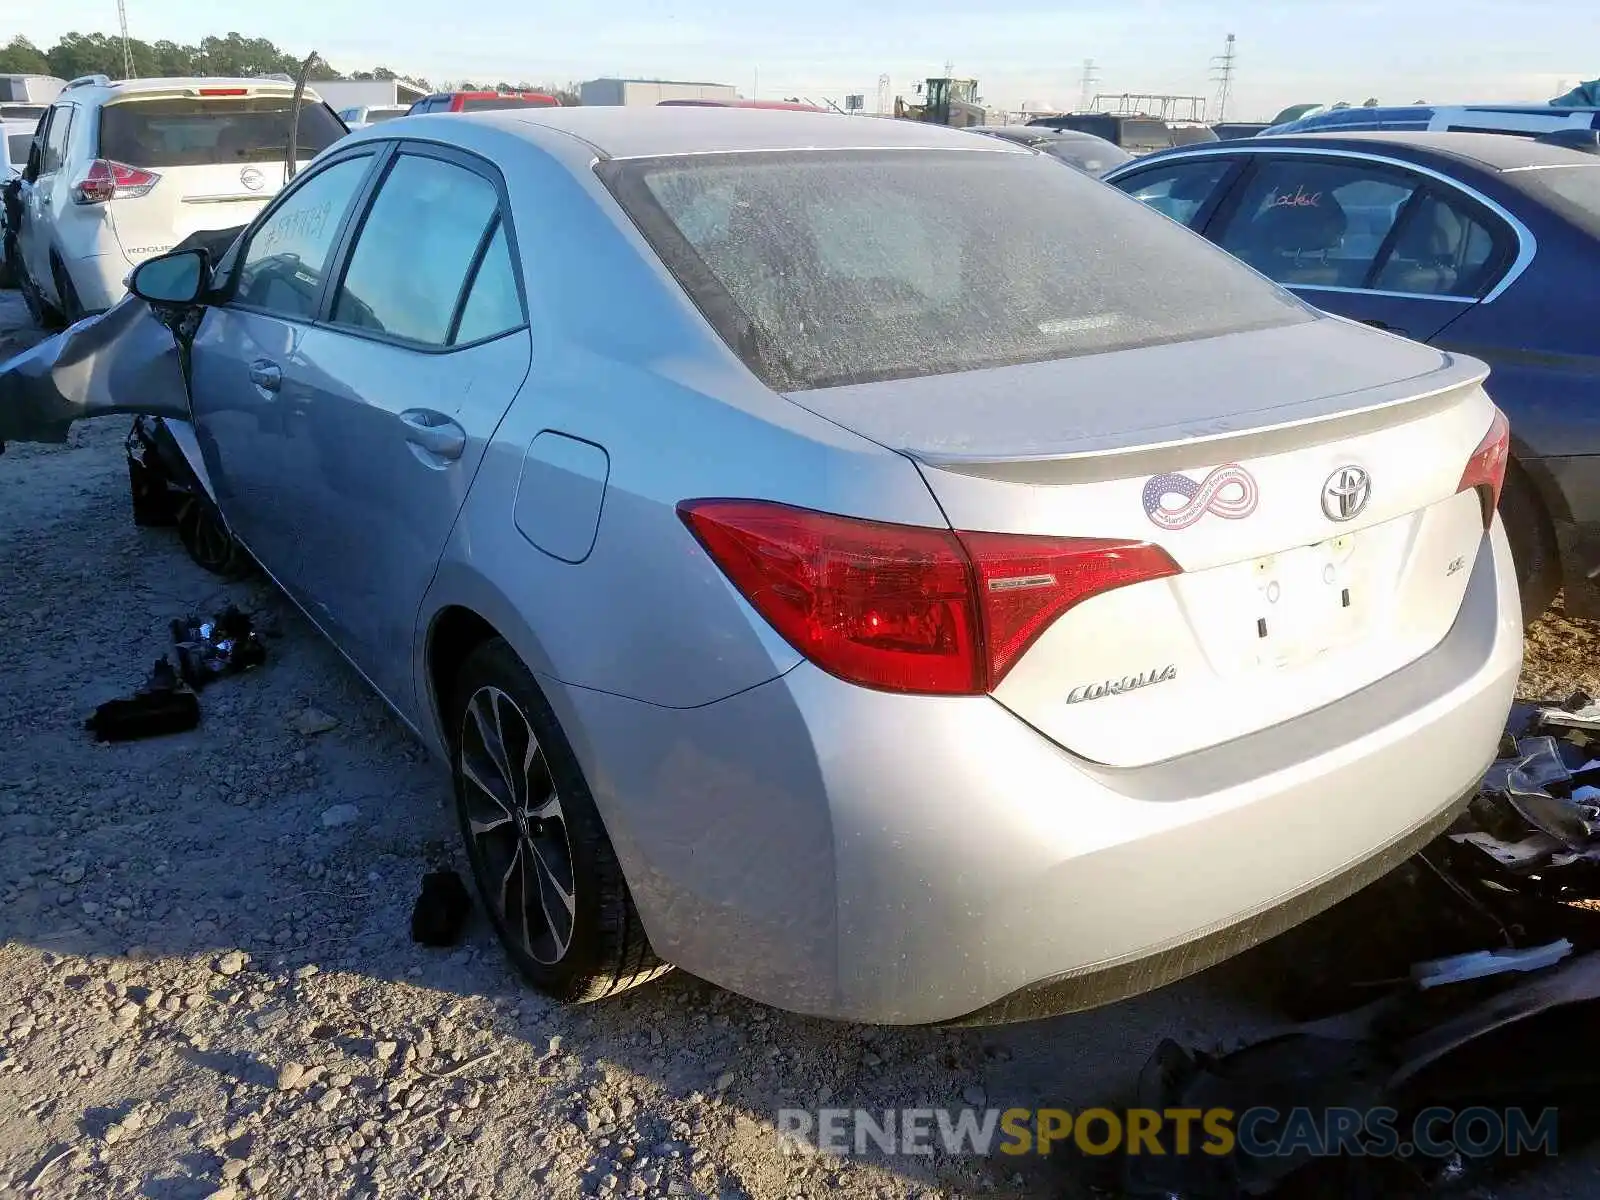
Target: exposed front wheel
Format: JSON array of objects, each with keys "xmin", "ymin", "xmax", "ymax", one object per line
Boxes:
[
  {"xmin": 450, "ymin": 637, "xmax": 670, "ymax": 1003},
  {"xmin": 1499, "ymin": 463, "xmax": 1561, "ymax": 625},
  {"xmin": 175, "ymin": 494, "xmax": 254, "ymax": 579}
]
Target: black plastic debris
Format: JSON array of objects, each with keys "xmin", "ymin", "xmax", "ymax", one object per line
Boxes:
[
  {"xmin": 411, "ymin": 870, "xmax": 473, "ymax": 947},
  {"xmin": 170, "ymin": 605, "xmax": 267, "ymax": 690},
  {"xmin": 84, "ymin": 657, "xmax": 200, "ymax": 743}
]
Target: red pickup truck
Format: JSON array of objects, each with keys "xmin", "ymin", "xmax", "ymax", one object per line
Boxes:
[{"xmin": 407, "ymin": 91, "xmax": 560, "ymax": 114}]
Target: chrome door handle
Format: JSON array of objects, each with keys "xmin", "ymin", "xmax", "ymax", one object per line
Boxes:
[
  {"xmin": 248, "ymin": 360, "xmax": 281, "ymax": 391},
  {"xmin": 400, "ymin": 409, "xmax": 466, "ymax": 461}
]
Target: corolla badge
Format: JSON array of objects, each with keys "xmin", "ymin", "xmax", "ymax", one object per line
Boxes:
[
  {"xmin": 1066, "ymin": 664, "xmax": 1177, "ymax": 704},
  {"xmin": 240, "ymin": 167, "xmax": 264, "ymax": 191},
  {"xmin": 1321, "ymin": 465, "xmax": 1371, "ymax": 522}
]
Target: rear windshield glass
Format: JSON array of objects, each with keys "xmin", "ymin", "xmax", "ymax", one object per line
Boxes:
[
  {"xmin": 602, "ymin": 149, "xmax": 1311, "ymax": 390},
  {"xmin": 97, "ymin": 97, "xmax": 346, "ymax": 167},
  {"xmin": 364, "ymin": 108, "xmax": 405, "ymax": 123},
  {"xmin": 0, "ymin": 105, "xmax": 45, "ymax": 122},
  {"xmin": 1520, "ymin": 165, "xmax": 1600, "ymax": 239},
  {"xmin": 6, "ymin": 131, "xmax": 30, "ymax": 166},
  {"xmin": 460, "ymin": 96, "xmax": 555, "ymax": 112}
]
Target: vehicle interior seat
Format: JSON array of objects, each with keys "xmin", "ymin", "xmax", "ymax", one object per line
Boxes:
[
  {"xmin": 1373, "ymin": 195, "xmax": 1471, "ymax": 296},
  {"xmin": 1230, "ymin": 195, "xmax": 1350, "ymax": 286}
]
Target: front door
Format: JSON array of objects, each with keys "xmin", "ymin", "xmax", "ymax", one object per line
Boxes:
[
  {"xmin": 187, "ymin": 149, "xmax": 381, "ymax": 594},
  {"xmin": 267, "ymin": 145, "xmax": 532, "ymax": 717}
]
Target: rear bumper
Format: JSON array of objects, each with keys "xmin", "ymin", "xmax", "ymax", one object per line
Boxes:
[
  {"xmin": 558, "ymin": 519, "xmax": 1522, "ymax": 1024},
  {"xmin": 60, "ymin": 252, "xmax": 128, "ymax": 314}
]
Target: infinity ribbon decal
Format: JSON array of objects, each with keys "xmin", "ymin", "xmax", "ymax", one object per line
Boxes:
[{"xmin": 1142, "ymin": 464, "xmax": 1259, "ymax": 531}]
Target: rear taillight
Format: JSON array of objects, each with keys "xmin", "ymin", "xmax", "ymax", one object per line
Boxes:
[
  {"xmin": 72, "ymin": 160, "xmax": 160, "ymax": 205},
  {"xmin": 678, "ymin": 499, "xmax": 1181, "ymax": 696},
  {"xmin": 1456, "ymin": 406, "xmax": 1511, "ymax": 529}
]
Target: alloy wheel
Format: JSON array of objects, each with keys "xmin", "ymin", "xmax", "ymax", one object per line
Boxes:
[{"xmin": 458, "ymin": 685, "xmax": 577, "ymax": 965}]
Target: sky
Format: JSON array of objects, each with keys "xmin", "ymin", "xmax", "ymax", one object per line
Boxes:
[{"xmin": 12, "ymin": 0, "xmax": 1599, "ymax": 120}]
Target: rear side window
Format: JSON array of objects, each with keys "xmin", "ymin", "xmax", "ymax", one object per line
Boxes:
[
  {"xmin": 97, "ymin": 97, "xmax": 346, "ymax": 168},
  {"xmin": 332, "ymin": 153, "xmax": 501, "ymax": 345},
  {"xmin": 453, "ymin": 222, "xmax": 524, "ymax": 344},
  {"xmin": 235, "ymin": 154, "xmax": 372, "ymax": 319},
  {"xmin": 604, "ymin": 149, "xmax": 1312, "ymax": 390}
]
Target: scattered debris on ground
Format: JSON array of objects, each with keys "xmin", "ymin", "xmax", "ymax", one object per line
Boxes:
[{"xmin": 412, "ymin": 870, "xmax": 475, "ymax": 948}]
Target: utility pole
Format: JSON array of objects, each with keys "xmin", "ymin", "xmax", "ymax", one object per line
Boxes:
[
  {"xmin": 116, "ymin": 0, "xmax": 134, "ymax": 78},
  {"xmin": 1078, "ymin": 59, "xmax": 1098, "ymax": 111},
  {"xmin": 1210, "ymin": 33, "xmax": 1237, "ymax": 123}
]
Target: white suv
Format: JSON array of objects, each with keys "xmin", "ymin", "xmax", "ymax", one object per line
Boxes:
[{"xmin": 13, "ymin": 74, "xmax": 347, "ymax": 326}]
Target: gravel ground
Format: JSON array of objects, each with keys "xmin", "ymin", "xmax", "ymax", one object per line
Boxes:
[{"xmin": 2, "ymin": 288, "xmax": 1599, "ymax": 1200}]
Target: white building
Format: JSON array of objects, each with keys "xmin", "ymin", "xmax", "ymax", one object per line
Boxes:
[
  {"xmin": 580, "ymin": 78, "xmax": 737, "ymax": 106},
  {"xmin": 310, "ymin": 79, "xmax": 428, "ymax": 111}
]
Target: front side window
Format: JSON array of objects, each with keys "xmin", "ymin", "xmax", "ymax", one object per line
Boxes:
[
  {"xmin": 1216, "ymin": 158, "xmax": 1419, "ymax": 288},
  {"xmin": 605, "ymin": 148, "xmax": 1312, "ymax": 391},
  {"xmin": 331, "ymin": 153, "xmax": 501, "ymax": 344},
  {"xmin": 234, "ymin": 154, "xmax": 373, "ymax": 319},
  {"xmin": 1113, "ymin": 159, "xmax": 1234, "ymax": 226}
]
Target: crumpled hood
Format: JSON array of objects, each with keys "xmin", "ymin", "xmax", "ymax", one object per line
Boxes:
[{"xmin": 0, "ymin": 295, "xmax": 191, "ymax": 445}]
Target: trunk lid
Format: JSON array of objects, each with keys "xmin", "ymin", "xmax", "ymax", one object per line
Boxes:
[{"xmin": 787, "ymin": 316, "xmax": 1500, "ymax": 768}]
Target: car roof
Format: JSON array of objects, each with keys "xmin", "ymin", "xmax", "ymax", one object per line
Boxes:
[
  {"xmin": 428, "ymin": 106, "xmax": 1032, "ymax": 160},
  {"xmin": 1154, "ymin": 130, "xmax": 1600, "ymax": 173}
]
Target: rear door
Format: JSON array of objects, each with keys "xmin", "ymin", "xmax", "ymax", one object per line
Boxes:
[
  {"xmin": 272, "ymin": 143, "xmax": 533, "ymax": 717},
  {"xmin": 96, "ymin": 89, "xmax": 347, "ymax": 267},
  {"xmin": 1199, "ymin": 152, "xmax": 1513, "ymax": 341}
]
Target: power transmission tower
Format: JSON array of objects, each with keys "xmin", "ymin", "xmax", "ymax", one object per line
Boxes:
[
  {"xmin": 944, "ymin": 59, "xmax": 955, "ymax": 77},
  {"xmin": 1079, "ymin": 59, "xmax": 1098, "ymax": 111},
  {"xmin": 1210, "ymin": 33, "xmax": 1237, "ymax": 123},
  {"xmin": 876, "ymin": 73, "xmax": 891, "ymax": 114},
  {"xmin": 116, "ymin": 0, "xmax": 134, "ymax": 77}
]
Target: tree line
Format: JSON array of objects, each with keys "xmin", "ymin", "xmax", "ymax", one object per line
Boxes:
[{"xmin": 0, "ymin": 32, "xmax": 579, "ymax": 104}]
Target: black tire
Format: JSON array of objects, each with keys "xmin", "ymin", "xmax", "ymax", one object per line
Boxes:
[
  {"xmin": 128, "ymin": 456, "xmax": 180, "ymax": 527},
  {"xmin": 51, "ymin": 256, "xmax": 87, "ymax": 325},
  {"xmin": 175, "ymin": 493, "xmax": 254, "ymax": 578},
  {"xmin": 16, "ymin": 258, "xmax": 62, "ymax": 330},
  {"xmin": 450, "ymin": 636, "xmax": 670, "ymax": 1003},
  {"xmin": 0, "ymin": 235, "xmax": 15, "ymax": 290},
  {"xmin": 1499, "ymin": 462, "xmax": 1561, "ymax": 625}
]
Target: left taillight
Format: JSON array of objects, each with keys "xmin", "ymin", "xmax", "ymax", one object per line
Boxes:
[
  {"xmin": 677, "ymin": 499, "xmax": 1182, "ymax": 696},
  {"xmin": 1456, "ymin": 406, "xmax": 1511, "ymax": 529},
  {"xmin": 72, "ymin": 160, "xmax": 160, "ymax": 205}
]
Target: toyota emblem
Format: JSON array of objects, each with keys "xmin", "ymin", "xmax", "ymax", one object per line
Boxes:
[
  {"xmin": 1321, "ymin": 465, "xmax": 1371, "ymax": 522},
  {"xmin": 240, "ymin": 167, "xmax": 264, "ymax": 191}
]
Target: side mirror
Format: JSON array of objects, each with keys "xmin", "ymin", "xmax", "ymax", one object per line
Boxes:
[{"xmin": 129, "ymin": 249, "xmax": 208, "ymax": 305}]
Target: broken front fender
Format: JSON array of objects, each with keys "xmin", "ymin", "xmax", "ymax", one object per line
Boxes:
[{"xmin": 0, "ymin": 294, "xmax": 192, "ymax": 445}]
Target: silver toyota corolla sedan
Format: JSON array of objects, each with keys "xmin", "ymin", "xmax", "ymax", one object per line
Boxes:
[{"xmin": 104, "ymin": 107, "xmax": 1520, "ymax": 1025}]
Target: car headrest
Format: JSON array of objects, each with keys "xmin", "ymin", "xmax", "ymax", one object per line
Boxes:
[{"xmin": 1245, "ymin": 191, "xmax": 1348, "ymax": 254}]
